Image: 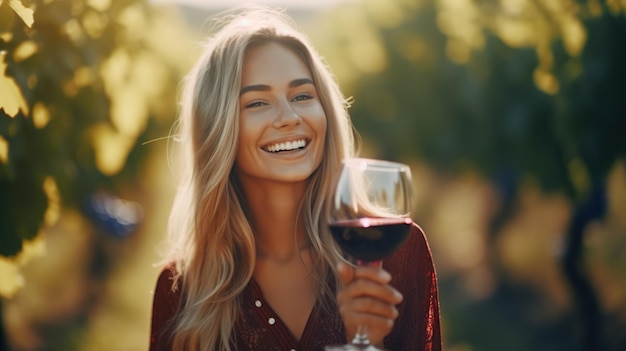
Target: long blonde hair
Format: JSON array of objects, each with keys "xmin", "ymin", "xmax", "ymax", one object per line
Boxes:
[{"xmin": 164, "ymin": 6, "xmax": 356, "ymax": 350}]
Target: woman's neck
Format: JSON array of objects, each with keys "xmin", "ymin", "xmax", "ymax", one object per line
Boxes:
[{"xmin": 241, "ymin": 180, "xmax": 310, "ymax": 262}]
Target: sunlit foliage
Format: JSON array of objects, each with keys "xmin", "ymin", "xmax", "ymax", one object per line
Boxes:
[
  {"xmin": 0, "ymin": 0, "xmax": 180, "ymax": 260},
  {"xmin": 312, "ymin": 0, "xmax": 626, "ymax": 350}
]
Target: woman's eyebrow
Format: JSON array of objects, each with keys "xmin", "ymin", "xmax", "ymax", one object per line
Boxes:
[
  {"xmin": 239, "ymin": 78, "xmax": 315, "ymax": 96},
  {"xmin": 289, "ymin": 78, "xmax": 314, "ymax": 88},
  {"xmin": 239, "ymin": 84, "xmax": 270, "ymax": 96}
]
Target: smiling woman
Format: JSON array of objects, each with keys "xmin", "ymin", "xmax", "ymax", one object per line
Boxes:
[
  {"xmin": 149, "ymin": 5, "xmax": 442, "ymax": 351},
  {"xmin": 237, "ymin": 42, "xmax": 327, "ymax": 184}
]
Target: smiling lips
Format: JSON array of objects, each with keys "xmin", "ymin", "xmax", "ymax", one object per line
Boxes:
[{"xmin": 263, "ymin": 139, "xmax": 308, "ymax": 153}]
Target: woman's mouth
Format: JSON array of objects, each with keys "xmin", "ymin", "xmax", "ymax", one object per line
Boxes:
[{"xmin": 262, "ymin": 139, "xmax": 308, "ymax": 153}]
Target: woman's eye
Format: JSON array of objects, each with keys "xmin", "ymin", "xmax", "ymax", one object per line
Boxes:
[
  {"xmin": 292, "ymin": 93, "xmax": 313, "ymax": 102},
  {"xmin": 245, "ymin": 101, "xmax": 267, "ymax": 108}
]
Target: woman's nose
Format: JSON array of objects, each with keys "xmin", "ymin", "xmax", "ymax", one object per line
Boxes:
[{"xmin": 273, "ymin": 99, "xmax": 301, "ymax": 128}]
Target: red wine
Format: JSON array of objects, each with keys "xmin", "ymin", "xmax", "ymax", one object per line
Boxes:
[{"xmin": 329, "ymin": 218, "xmax": 412, "ymax": 262}]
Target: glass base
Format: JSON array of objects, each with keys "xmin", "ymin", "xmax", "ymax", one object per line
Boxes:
[{"xmin": 325, "ymin": 344, "xmax": 383, "ymax": 351}]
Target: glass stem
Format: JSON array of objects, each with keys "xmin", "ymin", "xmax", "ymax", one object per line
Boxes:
[
  {"xmin": 350, "ymin": 259, "xmax": 383, "ymax": 346},
  {"xmin": 351, "ymin": 324, "xmax": 371, "ymax": 345}
]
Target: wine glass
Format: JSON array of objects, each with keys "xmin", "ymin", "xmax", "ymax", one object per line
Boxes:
[{"xmin": 326, "ymin": 158, "xmax": 413, "ymax": 351}]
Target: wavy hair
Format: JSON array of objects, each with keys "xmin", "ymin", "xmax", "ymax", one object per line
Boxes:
[{"xmin": 164, "ymin": 5, "xmax": 356, "ymax": 351}]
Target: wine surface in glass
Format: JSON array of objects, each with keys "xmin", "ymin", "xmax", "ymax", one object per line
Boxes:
[{"xmin": 329, "ymin": 218, "xmax": 412, "ymax": 262}]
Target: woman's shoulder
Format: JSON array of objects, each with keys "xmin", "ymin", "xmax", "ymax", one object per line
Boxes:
[
  {"xmin": 152, "ymin": 263, "xmax": 184, "ymax": 323},
  {"xmin": 383, "ymin": 222, "xmax": 435, "ymax": 277},
  {"xmin": 393, "ymin": 222, "xmax": 431, "ymax": 256},
  {"xmin": 154, "ymin": 263, "xmax": 183, "ymax": 299},
  {"xmin": 383, "ymin": 222, "xmax": 442, "ymax": 351},
  {"xmin": 151, "ymin": 263, "xmax": 183, "ymax": 350}
]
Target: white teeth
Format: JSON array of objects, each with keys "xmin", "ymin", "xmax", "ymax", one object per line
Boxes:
[{"xmin": 266, "ymin": 139, "xmax": 306, "ymax": 153}]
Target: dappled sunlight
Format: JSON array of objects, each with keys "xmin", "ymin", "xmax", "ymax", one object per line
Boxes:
[
  {"xmin": 0, "ymin": 135, "xmax": 8, "ymax": 164},
  {"xmin": 3, "ymin": 211, "xmax": 94, "ymax": 350},
  {"xmin": 502, "ymin": 1, "xmax": 585, "ymax": 68},
  {"xmin": 80, "ymin": 146, "xmax": 174, "ymax": 351},
  {"xmin": 494, "ymin": 15, "xmax": 536, "ymax": 48},
  {"xmin": 533, "ymin": 68, "xmax": 560, "ymax": 95},
  {"xmin": 117, "ymin": 3, "xmax": 149, "ymax": 39},
  {"xmin": 0, "ymin": 54, "xmax": 29, "ymax": 117},
  {"xmin": 347, "ymin": 31, "xmax": 387, "ymax": 75},
  {"xmin": 332, "ymin": 8, "xmax": 388, "ymax": 76},
  {"xmin": 0, "ymin": 236, "xmax": 45, "ymax": 299},
  {"xmin": 101, "ymin": 49, "xmax": 170, "ymax": 137},
  {"xmin": 87, "ymin": 0, "xmax": 112, "ymax": 12},
  {"xmin": 439, "ymin": 0, "xmax": 586, "ymax": 95},
  {"xmin": 12, "ymin": 40, "xmax": 37, "ymax": 62},
  {"xmin": 606, "ymin": 0, "xmax": 626, "ymax": 14},
  {"xmin": 91, "ymin": 123, "xmax": 136, "ymax": 176},
  {"xmin": 429, "ymin": 175, "xmax": 491, "ymax": 273},
  {"xmin": 82, "ymin": 9, "xmax": 108, "ymax": 39},
  {"xmin": 392, "ymin": 33, "xmax": 430, "ymax": 64},
  {"xmin": 2, "ymin": 144, "xmax": 174, "ymax": 350},
  {"xmin": 560, "ymin": 15, "xmax": 586, "ymax": 56},
  {"xmin": 2, "ymin": 0, "xmax": 626, "ymax": 350},
  {"xmin": 42, "ymin": 177, "xmax": 61, "ymax": 227},
  {"xmin": 100, "ymin": 49, "xmax": 132, "ymax": 94},
  {"xmin": 494, "ymin": 0, "xmax": 587, "ymax": 56},
  {"xmin": 437, "ymin": 0, "xmax": 485, "ymax": 64},
  {"xmin": 445, "ymin": 39, "xmax": 472, "ymax": 65},
  {"xmin": 309, "ymin": 1, "xmax": 422, "ymax": 89},
  {"xmin": 587, "ymin": 161, "xmax": 626, "ymax": 313},
  {"xmin": 496, "ymin": 184, "xmax": 572, "ymax": 310},
  {"xmin": 31, "ymin": 102, "xmax": 50, "ymax": 129},
  {"xmin": 110, "ymin": 86, "xmax": 149, "ymax": 136},
  {"xmin": 607, "ymin": 161, "xmax": 626, "ymax": 228},
  {"xmin": 62, "ymin": 19, "xmax": 85, "ymax": 43},
  {"xmin": 363, "ymin": 0, "xmax": 405, "ymax": 28}
]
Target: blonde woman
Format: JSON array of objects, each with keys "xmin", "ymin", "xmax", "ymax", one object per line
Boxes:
[{"xmin": 150, "ymin": 6, "xmax": 441, "ymax": 351}]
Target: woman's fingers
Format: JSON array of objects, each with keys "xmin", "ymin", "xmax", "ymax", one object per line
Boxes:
[
  {"xmin": 339, "ymin": 295, "xmax": 400, "ymax": 320},
  {"xmin": 337, "ymin": 277, "xmax": 403, "ymax": 307},
  {"xmin": 336, "ymin": 262, "xmax": 404, "ymax": 345},
  {"xmin": 337, "ymin": 262, "xmax": 393, "ymax": 285},
  {"xmin": 337, "ymin": 295, "xmax": 398, "ymax": 345},
  {"xmin": 337, "ymin": 264, "xmax": 403, "ymax": 307},
  {"xmin": 337, "ymin": 261, "xmax": 355, "ymax": 284}
]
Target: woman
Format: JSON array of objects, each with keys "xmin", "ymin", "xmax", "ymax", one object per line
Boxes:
[{"xmin": 150, "ymin": 6, "xmax": 441, "ymax": 351}]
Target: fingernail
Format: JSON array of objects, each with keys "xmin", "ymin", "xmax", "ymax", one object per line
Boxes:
[{"xmin": 395, "ymin": 291, "xmax": 404, "ymax": 303}]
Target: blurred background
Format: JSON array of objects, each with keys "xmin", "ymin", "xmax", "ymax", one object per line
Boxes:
[{"xmin": 1, "ymin": 0, "xmax": 625, "ymax": 350}]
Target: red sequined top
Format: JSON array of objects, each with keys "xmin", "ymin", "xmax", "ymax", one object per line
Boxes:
[{"xmin": 149, "ymin": 224, "xmax": 442, "ymax": 351}]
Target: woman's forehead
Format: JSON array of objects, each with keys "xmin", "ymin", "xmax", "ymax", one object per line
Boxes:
[{"xmin": 241, "ymin": 42, "xmax": 312, "ymax": 86}]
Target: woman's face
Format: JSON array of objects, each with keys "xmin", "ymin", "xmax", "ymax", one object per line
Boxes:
[{"xmin": 236, "ymin": 42, "xmax": 327, "ymax": 185}]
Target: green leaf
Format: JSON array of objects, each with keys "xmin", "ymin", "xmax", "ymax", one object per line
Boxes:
[
  {"xmin": 0, "ymin": 54, "xmax": 29, "ymax": 117},
  {"xmin": 7, "ymin": 0, "xmax": 33, "ymax": 28}
]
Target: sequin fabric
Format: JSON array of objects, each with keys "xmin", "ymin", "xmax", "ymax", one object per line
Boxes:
[{"xmin": 150, "ymin": 224, "xmax": 442, "ymax": 351}]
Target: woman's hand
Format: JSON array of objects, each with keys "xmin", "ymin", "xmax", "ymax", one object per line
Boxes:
[{"xmin": 336, "ymin": 262, "xmax": 403, "ymax": 346}]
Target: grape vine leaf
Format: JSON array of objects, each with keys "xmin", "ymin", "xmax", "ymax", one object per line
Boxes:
[
  {"xmin": 0, "ymin": 54, "xmax": 28, "ymax": 117},
  {"xmin": 5, "ymin": 0, "xmax": 34, "ymax": 27}
]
